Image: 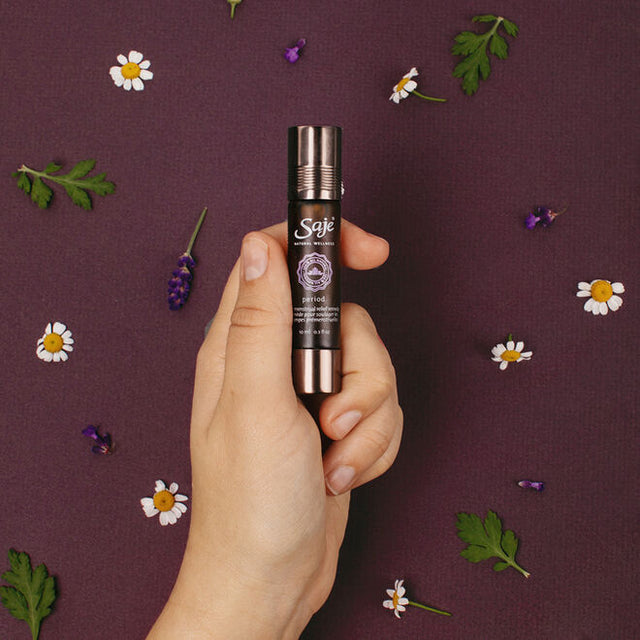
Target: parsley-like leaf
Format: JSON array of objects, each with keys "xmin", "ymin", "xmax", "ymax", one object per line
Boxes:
[
  {"xmin": 0, "ymin": 549, "xmax": 56, "ymax": 639},
  {"xmin": 456, "ymin": 510, "xmax": 530, "ymax": 578},
  {"xmin": 452, "ymin": 15, "xmax": 519, "ymax": 95},
  {"xmin": 13, "ymin": 160, "xmax": 115, "ymax": 210}
]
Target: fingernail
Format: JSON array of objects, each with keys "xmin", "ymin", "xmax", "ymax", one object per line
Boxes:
[
  {"xmin": 242, "ymin": 236, "xmax": 269, "ymax": 281},
  {"xmin": 332, "ymin": 410, "xmax": 362, "ymax": 439},
  {"xmin": 325, "ymin": 465, "xmax": 356, "ymax": 495}
]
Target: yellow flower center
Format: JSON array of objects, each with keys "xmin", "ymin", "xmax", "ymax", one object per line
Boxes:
[
  {"xmin": 153, "ymin": 490, "xmax": 175, "ymax": 512},
  {"xmin": 43, "ymin": 333, "xmax": 64, "ymax": 353},
  {"xmin": 501, "ymin": 350, "xmax": 521, "ymax": 362},
  {"xmin": 121, "ymin": 62, "xmax": 141, "ymax": 80},
  {"xmin": 396, "ymin": 78, "xmax": 409, "ymax": 91},
  {"xmin": 591, "ymin": 280, "xmax": 613, "ymax": 302},
  {"xmin": 392, "ymin": 592, "xmax": 399, "ymax": 607}
]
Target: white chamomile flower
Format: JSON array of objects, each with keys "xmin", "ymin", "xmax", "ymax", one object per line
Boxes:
[
  {"xmin": 390, "ymin": 67, "xmax": 419, "ymax": 103},
  {"xmin": 141, "ymin": 480, "xmax": 188, "ymax": 526},
  {"xmin": 36, "ymin": 322, "xmax": 74, "ymax": 363},
  {"xmin": 109, "ymin": 50, "xmax": 153, "ymax": 91},
  {"xmin": 576, "ymin": 279, "xmax": 624, "ymax": 315},
  {"xmin": 389, "ymin": 67, "xmax": 447, "ymax": 104},
  {"xmin": 491, "ymin": 337, "xmax": 533, "ymax": 371},
  {"xmin": 383, "ymin": 579, "xmax": 410, "ymax": 618}
]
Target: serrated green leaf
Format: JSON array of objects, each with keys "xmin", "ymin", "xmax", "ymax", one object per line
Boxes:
[
  {"xmin": 493, "ymin": 561, "xmax": 509, "ymax": 572},
  {"xmin": 452, "ymin": 32, "xmax": 483, "ymax": 56},
  {"xmin": 484, "ymin": 510, "xmax": 502, "ymax": 545},
  {"xmin": 490, "ymin": 33, "xmax": 508, "ymax": 59},
  {"xmin": 502, "ymin": 19, "xmax": 519, "ymax": 37},
  {"xmin": 456, "ymin": 512, "xmax": 486, "ymax": 544},
  {"xmin": 472, "ymin": 14, "xmax": 497, "ymax": 23},
  {"xmin": 16, "ymin": 172, "xmax": 32, "ymax": 194},
  {"xmin": 479, "ymin": 51, "xmax": 491, "ymax": 79},
  {"xmin": 30, "ymin": 177, "xmax": 53, "ymax": 208},
  {"xmin": 82, "ymin": 173, "xmax": 116, "ymax": 196},
  {"xmin": 1, "ymin": 550, "xmax": 57, "ymax": 640},
  {"xmin": 460, "ymin": 544, "xmax": 495, "ymax": 563},
  {"xmin": 501, "ymin": 529, "xmax": 518, "ymax": 557},
  {"xmin": 43, "ymin": 162, "xmax": 62, "ymax": 174},
  {"xmin": 66, "ymin": 159, "xmax": 96, "ymax": 179},
  {"xmin": 64, "ymin": 185, "xmax": 92, "ymax": 210},
  {"xmin": 0, "ymin": 585, "xmax": 30, "ymax": 621}
]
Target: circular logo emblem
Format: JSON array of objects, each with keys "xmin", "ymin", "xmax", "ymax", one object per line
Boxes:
[{"xmin": 296, "ymin": 252, "xmax": 333, "ymax": 292}]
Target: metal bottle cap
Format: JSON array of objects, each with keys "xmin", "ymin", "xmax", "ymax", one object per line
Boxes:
[
  {"xmin": 288, "ymin": 125, "xmax": 342, "ymax": 201},
  {"xmin": 293, "ymin": 349, "xmax": 342, "ymax": 394}
]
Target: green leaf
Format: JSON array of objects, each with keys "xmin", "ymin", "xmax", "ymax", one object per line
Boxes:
[
  {"xmin": 64, "ymin": 185, "xmax": 92, "ymax": 210},
  {"xmin": 472, "ymin": 14, "xmax": 497, "ymax": 22},
  {"xmin": 460, "ymin": 544, "xmax": 495, "ymax": 563},
  {"xmin": 30, "ymin": 177, "xmax": 53, "ymax": 208},
  {"xmin": 490, "ymin": 33, "xmax": 508, "ymax": 59},
  {"xmin": 451, "ymin": 14, "xmax": 518, "ymax": 95},
  {"xmin": 456, "ymin": 510, "xmax": 530, "ymax": 577},
  {"xmin": 1, "ymin": 549, "xmax": 56, "ymax": 639},
  {"xmin": 502, "ymin": 19, "xmax": 519, "ymax": 37},
  {"xmin": 16, "ymin": 172, "xmax": 32, "ymax": 194},
  {"xmin": 82, "ymin": 173, "xmax": 116, "ymax": 196},
  {"xmin": 501, "ymin": 529, "xmax": 518, "ymax": 557},
  {"xmin": 43, "ymin": 163, "xmax": 62, "ymax": 174},
  {"xmin": 66, "ymin": 159, "xmax": 96, "ymax": 179}
]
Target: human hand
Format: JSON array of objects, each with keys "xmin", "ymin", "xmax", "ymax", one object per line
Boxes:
[{"xmin": 148, "ymin": 220, "xmax": 403, "ymax": 639}]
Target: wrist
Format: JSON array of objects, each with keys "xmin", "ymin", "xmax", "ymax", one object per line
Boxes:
[{"xmin": 147, "ymin": 537, "xmax": 313, "ymax": 640}]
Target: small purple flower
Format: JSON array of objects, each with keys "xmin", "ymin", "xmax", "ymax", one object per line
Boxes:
[
  {"xmin": 167, "ymin": 207, "xmax": 208, "ymax": 310},
  {"xmin": 518, "ymin": 480, "xmax": 544, "ymax": 491},
  {"xmin": 82, "ymin": 425, "xmax": 113, "ymax": 455},
  {"xmin": 525, "ymin": 205, "xmax": 566, "ymax": 229},
  {"xmin": 284, "ymin": 38, "xmax": 306, "ymax": 63}
]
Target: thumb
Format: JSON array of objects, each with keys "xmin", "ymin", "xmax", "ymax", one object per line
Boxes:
[{"xmin": 221, "ymin": 231, "xmax": 295, "ymax": 409}]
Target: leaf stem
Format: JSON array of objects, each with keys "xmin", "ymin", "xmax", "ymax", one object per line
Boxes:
[
  {"xmin": 412, "ymin": 90, "xmax": 447, "ymax": 103},
  {"xmin": 18, "ymin": 165, "xmax": 89, "ymax": 190},
  {"xmin": 408, "ymin": 600, "xmax": 452, "ymax": 616},
  {"xmin": 185, "ymin": 207, "xmax": 208, "ymax": 255}
]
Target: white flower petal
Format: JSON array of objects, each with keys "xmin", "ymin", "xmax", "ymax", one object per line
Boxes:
[
  {"xmin": 521, "ymin": 351, "xmax": 533, "ymax": 358},
  {"xmin": 59, "ymin": 350, "xmax": 68, "ymax": 362},
  {"xmin": 52, "ymin": 352, "xmax": 61, "ymax": 362},
  {"xmin": 399, "ymin": 88, "xmax": 408, "ymax": 99},
  {"xmin": 577, "ymin": 281, "xmax": 591, "ymax": 290},
  {"xmin": 111, "ymin": 73, "xmax": 125, "ymax": 87},
  {"xmin": 396, "ymin": 585, "xmax": 405, "ymax": 598},
  {"xmin": 397, "ymin": 597, "xmax": 409, "ymax": 606},
  {"xmin": 592, "ymin": 301, "xmax": 600, "ymax": 315},
  {"xmin": 62, "ymin": 344, "xmax": 74, "ymax": 352},
  {"xmin": 515, "ymin": 341, "xmax": 524, "ymax": 352},
  {"xmin": 45, "ymin": 323, "xmax": 52, "ymax": 334},
  {"xmin": 611, "ymin": 282, "xmax": 624, "ymax": 294},
  {"xmin": 405, "ymin": 67, "xmax": 418, "ymax": 78},
  {"xmin": 159, "ymin": 511, "xmax": 170, "ymax": 526},
  {"xmin": 386, "ymin": 590, "xmax": 395, "ymax": 598},
  {"xmin": 109, "ymin": 66, "xmax": 123, "ymax": 78},
  {"xmin": 392, "ymin": 93, "xmax": 401, "ymax": 103},
  {"xmin": 155, "ymin": 480, "xmax": 166, "ymax": 492},
  {"xmin": 506, "ymin": 340, "xmax": 515, "ymax": 351},
  {"xmin": 166, "ymin": 510, "xmax": 178, "ymax": 525},
  {"xmin": 499, "ymin": 360, "xmax": 508, "ymax": 370},
  {"xmin": 174, "ymin": 493, "xmax": 188, "ymax": 502},
  {"xmin": 173, "ymin": 502, "xmax": 188, "ymax": 514},
  {"xmin": 117, "ymin": 54, "xmax": 128, "ymax": 65},
  {"xmin": 139, "ymin": 59, "xmax": 151, "ymax": 69},
  {"xmin": 491, "ymin": 356, "xmax": 502, "ymax": 362},
  {"xmin": 492, "ymin": 343, "xmax": 506, "ymax": 355},
  {"xmin": 168, "ymin": 482, "xmax": 179, "ymax": 494},
  {"xmin": 608, "ymin": 295, "xmax": 622, "ymax": 311},
  {"xmin": 123, "ymin": 78, "xmax": 132, "ymax": 91},
  {"xmin": 576, "ymin": 290, "xmax": 591, "ymax": 297},
  {"xmin": 139, "ymin": 69, "xmax": 153, "ymax": 80},
  {"xmin": 132, "ymin": 77, "xmax": 144, "ymax": 91},
  {"xmin": 36, "ymin": 343, "xmax": 45, "ymax": 353},
  {"xmin": 584, "ymin": 298, "xmax": 595, "ymax": 312},
  {"xmin": 171, "ymin": 505, "xmax": 185, "ymax": 520},
  {"xmin": 141, "ymin": 497, "xmax": 154, "ymax": 507},
  {"xmin": 599, "ymin": 301, "xmax": 608, "ymax": 315},
  {"xmin": 404, "ymin": 80, "xmax": 417, "ymax": 93},
  {"xmin": 394, "ymin": 609, "xmax": 401, "ymax": 618},
  {"xmin": 128, "ymin": 50, "xmax": 143, "ymax": 64},
  {"xmin": 396, "ymin": 604, "xmax": 406, "ymax": 612}
]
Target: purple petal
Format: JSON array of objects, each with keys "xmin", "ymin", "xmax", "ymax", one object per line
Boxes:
[
  {"xmin": 518, "ymin": 480, "xmax": 544, "ymax": 491},
  {"xmin": 284, "ymin": 48, "xmax": 299, "ymax": 63},
  {"xmin": 525, "ymin": 213, "xmax": 540, "ymax": 229},
  {"xmin": 82, "ymin": 425, "xmax": 99, "ymax": 441}
]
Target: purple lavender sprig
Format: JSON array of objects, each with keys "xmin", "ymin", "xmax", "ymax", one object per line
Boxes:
[
  {"xmin": 168, "ymin": 207, "xmax": 208, "ymax": 310},
  {"xmin": 525, "ymin": 205, "xmax": 567, "ymax": 229},
  {"xmin": 284, "ymin": 38, "xmax": 306, "ymax": 63},
  {"xmin": 82, "ymin": 425, "xmax": 113, "ymax": 455},
  {"xmin": 518, "ymin": 480, "xmax": 544, "ymax": 491}
]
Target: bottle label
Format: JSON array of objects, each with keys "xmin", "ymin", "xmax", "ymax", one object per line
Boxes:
[{"xmin": 296, "ymin": 252, "xmax": 333, "ymax": 292}]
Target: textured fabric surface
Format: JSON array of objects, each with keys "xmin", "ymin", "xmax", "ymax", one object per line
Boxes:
[{"xmin": 1, "ymin": 0, "xmax": 638, "ymax": 638}]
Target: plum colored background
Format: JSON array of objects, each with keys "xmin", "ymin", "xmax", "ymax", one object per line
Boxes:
[{"xmin": 1, "ymin": 0, "xmax": 638, "ymax": 638}]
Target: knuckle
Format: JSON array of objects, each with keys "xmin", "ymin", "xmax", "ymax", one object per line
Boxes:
[{"xmin": 360, "ymin": 424, "xmax": 393, "ymax": 461}]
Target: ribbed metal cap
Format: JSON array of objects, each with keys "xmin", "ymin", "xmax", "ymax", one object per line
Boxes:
[
  {"xmin": 288, "ymin": 125, "xmax": 342, "ymax": 201},
  {"xmin": 293, "ymin": 349, "xmax": 342, "ymax": 394}
]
